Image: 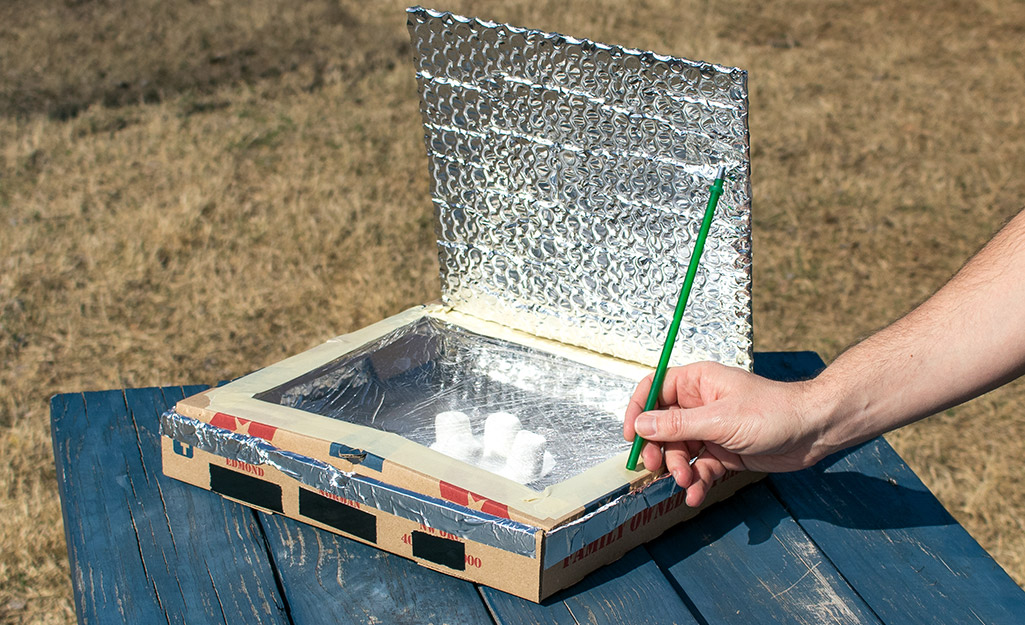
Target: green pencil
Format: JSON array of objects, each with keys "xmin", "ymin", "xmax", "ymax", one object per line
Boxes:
[{"xmin": 626, "ymin": 165, "xmax": 727, "ymax": 471}]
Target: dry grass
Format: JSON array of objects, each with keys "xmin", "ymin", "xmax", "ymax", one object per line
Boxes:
[{"xmin": 2, "ymin": 0, "xmax": 1025, "ymax": 622}]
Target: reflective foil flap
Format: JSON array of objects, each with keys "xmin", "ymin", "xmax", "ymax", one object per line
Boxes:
[{"xmin": 408, "ymin": 7, "xmax": 752, "ymax": 369}]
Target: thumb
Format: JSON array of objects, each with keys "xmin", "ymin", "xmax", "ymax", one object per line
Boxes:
[{"xmin": 633, "ymin": 405, "xmax": 727, "ymax": 444}]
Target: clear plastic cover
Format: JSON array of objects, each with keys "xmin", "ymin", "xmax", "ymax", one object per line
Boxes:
[{"xmin": 255, "ymin": 316, "xmax": 636, "ymax": 490}]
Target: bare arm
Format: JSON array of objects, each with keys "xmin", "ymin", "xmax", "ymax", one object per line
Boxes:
[
  {"xmin": 814, "ymin": 207, "xmax": 1025, "ymax": 452},
  {"xmin": 625, "ymin": 208, "xmax": 1025, "ymax": 507}
]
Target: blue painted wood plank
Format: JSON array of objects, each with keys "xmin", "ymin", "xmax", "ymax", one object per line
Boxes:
[
  {"xmin": 256, "ymin": 510, "xmax": 495, "ymax": 625},
  {"xmin": 754, "ymin": 350, "xmax": 1025, "ymax": 622},
  {"xmin": 480, "ymin": 547, "xmax": 700, "ymax": 625},
  {"xmin": 770, "ymin": 437, "xmax": 1025, "ymax": 624},
  {"xmin": 51, "ymin": 354, "xmax": 1025, "ymax": 625},
  {"xmin": 647, "ymin": 484, "xmax": 882, "ymax": 625},
  {"xmin": 51, "ymin": 387, "xmax": 291, "ymax": 625}
]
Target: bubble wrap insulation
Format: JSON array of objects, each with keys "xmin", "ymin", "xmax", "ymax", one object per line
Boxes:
[{"xmin": 407, "ymin": 7, "xmax": 753, "ymax": 369}]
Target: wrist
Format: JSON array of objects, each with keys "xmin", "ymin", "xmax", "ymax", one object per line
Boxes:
[{"xmin": 794, "ymin": 371, "xmax": 854, "ymax": 464}]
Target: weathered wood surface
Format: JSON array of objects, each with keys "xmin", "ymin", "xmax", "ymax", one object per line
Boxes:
[
  {"xmin": 648, "ymin": 484, "xmax": 882, "ymax": 625},
  {"xmin": 771, "ymin": 437, "xmax": 1025, "ymax": 625},
  {"xmin": 50, "ymin": 351, "xmax": 1025, "ymax": 624},
  {"xmin": 480, "ymin": 547, "xmax": 700, "ymax": 625},
  {"xmin": 258, "ymin": 510, "xmax": 494, "ymax": 625},
  {"xmin": 51, "ymin": 385, "xmax": 289, "ymax": 625}
]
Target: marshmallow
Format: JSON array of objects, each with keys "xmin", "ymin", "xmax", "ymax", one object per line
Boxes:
[
  {"xmin": 434, "ymin": 410, "xmax": 473, "ymax": 442},
  {"xmin": 430, "ymin": 433, "xmax": 483, "ymax": 463},
  {"xmin": 429, "ymin": 409, "xmax": 557, "ymax": 485},
  {"xmin": 501, "ymin": 430, "xmax": 547, "ymax": 484},
  {"xmin": 541, "ymin": 451, "xmax": 555, "ymax": 477},
  {"xmin": 430, "ymin": 411, "xmax": 482, "ymax": 464},
  {"xmin": 482, "ymin": 411, "xmax": 522, "ymax": 463}
]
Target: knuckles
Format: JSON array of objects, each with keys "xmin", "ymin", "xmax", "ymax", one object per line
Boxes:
[{"xmin": 658, "ymin": 410, "xmax": 688, "ymax": 438}]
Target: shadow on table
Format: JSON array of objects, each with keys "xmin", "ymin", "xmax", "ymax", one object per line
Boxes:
[
  {"xmin": 770, "ymin": 438, "xmax": 958, "ymax": 531},
  {"xmin": 648, "ymin": 438, "xmax": 957, "ymax": 568},
  {"xmin": 538, "ymin": 546, "xmax": 657, "ymax": 607},
  {"xmin": 755, "ymin": 469, "xmax": 956, "ymax": 540}
]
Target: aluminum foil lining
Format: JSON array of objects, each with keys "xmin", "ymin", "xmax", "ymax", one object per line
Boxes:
[
  {"xmin": 408, "ymin": 7, "xmax": 752, "ymax": 369},
  {"xmin": 255, "ymin": 316, "xmax": 636, "ymax": 491},
  {"xmin": 160, "ymin": 409, "xmax": 539, "ymax": 557}
]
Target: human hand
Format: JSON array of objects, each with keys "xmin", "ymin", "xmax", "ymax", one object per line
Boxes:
[{"xmin": 624, "ymin": 362, "xmax": 831, "ymax": 507}]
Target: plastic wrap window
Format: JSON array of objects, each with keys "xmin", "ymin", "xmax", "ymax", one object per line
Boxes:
[{"xmin": 255, "ymin": 317, "xmax": 635, "ymax": 490}]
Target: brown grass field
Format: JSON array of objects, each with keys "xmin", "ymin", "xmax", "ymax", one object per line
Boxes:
[{"xmin": 2, "ymin": 0, "xmax": 1025, "ymax": 622}]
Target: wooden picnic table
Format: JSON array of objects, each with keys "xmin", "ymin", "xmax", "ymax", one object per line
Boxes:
[{"xmin": 51, "ymin": 351, "xmax": 1025, "ymax": 624}]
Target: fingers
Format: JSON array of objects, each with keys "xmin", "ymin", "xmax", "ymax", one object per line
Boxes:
[
  {"xmin": 684, "ymin": 453, "xmax": 727, "ymax": 507},
  {"xmin": 640, "ymin": 438, "xmax": 664, "ymax": 474},
  {"xmin": 622, "ymin": 363, "xmax": 813, "ymax": 506},
  {"xmin": 623, "ymin": 373, "xmax": 654, "ymax": 442},
  {"xmin": 623, "ymin": 364, "xmax": 755, "ymax": 509},
  {"xmin": 657, "ymin": 362, "xmax": 728, "ymax": 410},
  {"xmin": 656, "ymin": 363, "xmax": 708, "ymax": 409},
  {"xmin": 624, "ymin": 363, "xmax": 720, "ymax": 441},
  {"xmin": 663, "ymin": 442, "xmax": 727, "ymax": 508},
  {"xmin": 663, "ymin": 442, "xmax": 694, "ymax": 485}
]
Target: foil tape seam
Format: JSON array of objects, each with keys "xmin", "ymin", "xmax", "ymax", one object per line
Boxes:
[
  {"xmin": 407, "ymin": 7, "xmax": 746, "ymax": 104},
  {"xmin": 160, "ymin": 409, "xmax": 539, "ymax": 557},
  {"xmin": 418, "ymin": 69, "xmax": 743, "ymax": 122},
  {"xmin": 425, "ymin": 132, "xmax": 737, "ymax": 191},
  {"xmin": 542, "ymin": 474, "xmax": 682, "ymax": 568}
]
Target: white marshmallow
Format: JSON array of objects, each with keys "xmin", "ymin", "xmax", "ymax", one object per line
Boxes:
[
  {"xmin": 482, "ymin": 412, "xmax": 522, "ymax": 463},
  {"xmin": 541, "ymin": 451, "xmax": 555, "ymax": 478},
  {"xmin": 430, "ymin": 410, "xmax": 556, "ymax": 485},
  {"xmin": 430, "ymin": 433, "xmax": 483, "ymax": 464},
  {"xmin": 434, "ymin": 410, "xmax": 473, "ymax": 442},
  {"xmin": 430, "ymin": 411, "xmax": 482, "ymax": 464},
  {"xmin": 501, "ymin": 430, "xmax": 547, "ymax": 484}
]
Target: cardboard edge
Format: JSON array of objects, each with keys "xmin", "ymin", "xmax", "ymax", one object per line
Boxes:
[
  {"xmin": 162, "ymin": 436, "xmax": 544, "ymax": 600},
  {"xmin": 162, "ymin": 428, "xmax": 760, "ymax": 602}
]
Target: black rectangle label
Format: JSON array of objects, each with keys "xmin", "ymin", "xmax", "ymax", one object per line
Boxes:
[
  {"xmin": 412, "ymin": 531, "xmax": 465, "ymax": 571},
  {"xmin": 209, "ymin": 464, "xmax": 283, "ymax": 513},
  {"xmin": 298, "ymin": 489, "xmax": 377, "ymax": 544}
]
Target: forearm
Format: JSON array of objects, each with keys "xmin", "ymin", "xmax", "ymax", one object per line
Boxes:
[{"xmin": 808, "ymin": 209, "xmax": 1025, "ymax": 455}]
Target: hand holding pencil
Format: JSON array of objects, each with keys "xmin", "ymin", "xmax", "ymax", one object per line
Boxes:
[
  {"xmin": 624, "ymin": 165, "xmax": 825, "ymax": 508},
  {"xmin": 623, "ymin": 362, "xmax": 824, "ymax": 507},
  {"xmin": 626, "ymin": 207, "xmax": 1025, "ymax": 507},
  {"xmin": 625, "ymin": 165, "xmax": 726, "ymax": 471}
]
